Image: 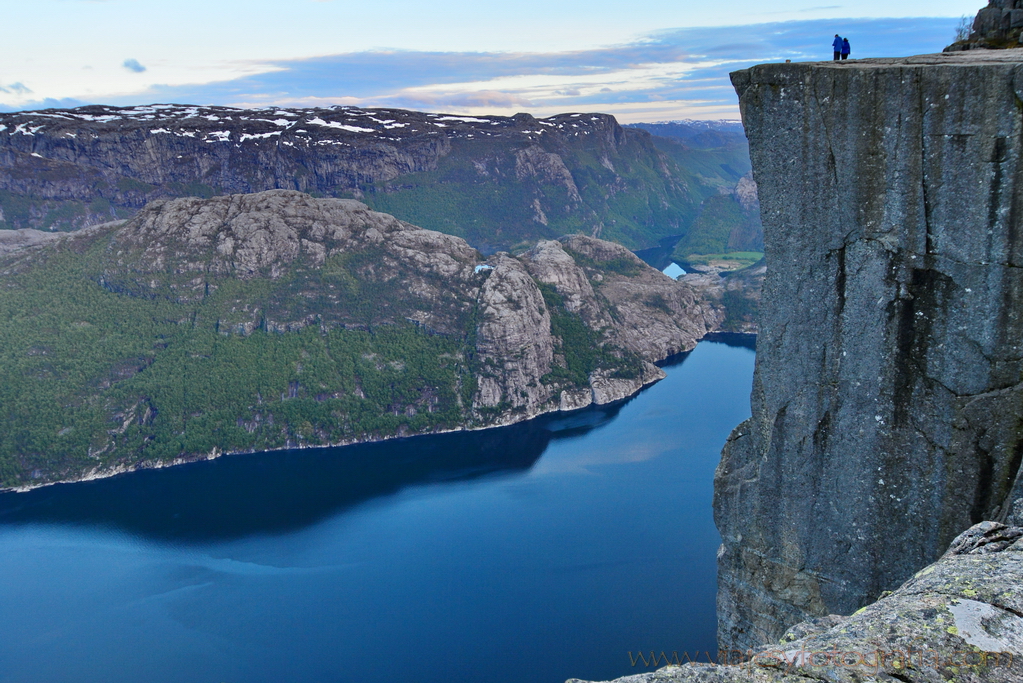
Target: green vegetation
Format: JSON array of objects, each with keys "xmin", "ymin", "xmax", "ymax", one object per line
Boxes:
[
  {"xmin": 0, "ymin": 238, "xmax": 478, "ymax": 488},
  {"xmin": 671, "ymin": 191, "xmax": 764, "ymax": 261},
  {"xmin": 561, "ymin": 246, "xmax": 643, "ymax": 277},
  {"xmin": 355, "ymin": 136, "xmax": 747, "ymax": 252},
  {"xmin": 0, "ymin": 190, "xmax": 131, "ymax": 232},
  {"xmin": 683, "ymin": 251, "xmax": 764, "ymax": 269},
  {"xmin": 721, "ymin": 288, "xmax": 759, "ymax": 331},
  {"xmin": 0, "ymin": 214, "xmax": 661, "ymax": 488},
  {"xmin": 674, "ymin": 194, "xmax": 745, "ymax": 256},
  {"xmin": 537, "ymin": 283, "xmax": 643, "ymax": 386}
]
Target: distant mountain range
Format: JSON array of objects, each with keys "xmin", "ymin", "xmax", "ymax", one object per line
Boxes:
[
  {"xmin": 0, "ymin": 105, "xmax": 756, "ymax": 255},
  {"xmin": 626, "ymin": 119, "xmax": 746, "ymax": 151}
]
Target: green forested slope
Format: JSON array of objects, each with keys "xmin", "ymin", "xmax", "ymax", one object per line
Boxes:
[
  {"xmin": 0, "ymin": 191, "xmax": 710, "ymax": 489},
  {"xmin": 0, "ymin": 241, "xmax": 474, "ymax": 487}
]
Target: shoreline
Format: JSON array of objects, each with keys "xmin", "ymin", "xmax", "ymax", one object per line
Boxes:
[
  {"xmin": 4, "ymin": 343, "xmax": 699, "ymax": 494},
  {"xmin": 3, "ymin": 333, "xmax": 757, "ymax": 495}
]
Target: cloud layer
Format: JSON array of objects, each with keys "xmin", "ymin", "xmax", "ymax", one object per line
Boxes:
[{"xmin": 7, "ymin": 17, "xmax": 959, "ymax": 121}]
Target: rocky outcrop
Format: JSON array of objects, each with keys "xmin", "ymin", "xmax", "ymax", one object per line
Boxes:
[
  {"xmin": 0, "ymin": 105, "xmax": 731, "ymax": 253},
  {"xmin": 0, "ymin": 227, "xmax": 61, "ymax": 256},
  {"xmin": 521, "ymin": 239, "xmax": 611, "ymax": 328},
  {"xmin": 569, "ymin": 519, "xmax": 1023, "ymax": 683},
  {"xmin": 0, "ymin": 190, "xmax": 718, "ymax": 489},
  {"xmin": 473, "ymin": 254, "xmax": 556, "ymax": 414},
  {"xmin": 716, "ymin": 50, "xmax": 1023, "ymax": 651},
  {"xmin": 682, "ymin": 261, "xmax": 764, "ymax": 335},
  {"xmin": 947, "ymin": 1, "xmax": 1023, "ymax": 51},
  {"xmin": 98, "ymin": 190, "xmax": 480, "ymax": 335},
  {"xmin": 566, "ymin": 236, "xmax": 717, "ymax": 360}
]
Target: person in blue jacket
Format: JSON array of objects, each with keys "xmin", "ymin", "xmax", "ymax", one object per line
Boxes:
[
  {"xmin": 841, "ymin": 37, "xmax": 851, "ymax": 60},
  {"xmin": 833, "ymin": 34, "xmax": 843, "ymax": 60}
]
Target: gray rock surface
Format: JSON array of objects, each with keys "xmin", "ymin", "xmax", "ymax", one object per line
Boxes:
[
  {"xmin": 717, "ymin": 51, "xmax": 1023, "ymax": 651},
  {"xmin": 0, "ymin": 228, "xmax": 61, "ymax": 256},
  {"xmin": 100, "ymin": 190, "xmax": 480, "ymax": 336},
  {"xmin": 473, "ymin": 253, "xmax": 557, "ymax": 415},
  {"xmin": 521, "ymin": 239, "xmax": 612, "ymax": 329},
  {"xmin": 569, "ymin": 520, "xmax": 1023, "ymax": 683},
  {"xmin": 947, "ymin": 1, "xmax": 1023, "ymax": 51},
  {"xmin": 561, "ymin": 235, "xmax": 718, "ymax": 359}
]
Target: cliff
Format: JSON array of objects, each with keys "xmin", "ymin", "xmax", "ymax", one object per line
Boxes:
[
  {"xmin": 0, "ymin": 105, "xmax": 748, "ymax": 253},
  {"xmin": 0, "ymin": 190, "xmax": 717, "ymax": 490},
  {"xmin": 570, "ymin": 517, "xmax": 1023, "ymax": 683},
  {"xmin": 715, "ymin": 50, "xmax": 1023, "ymax": 651}
]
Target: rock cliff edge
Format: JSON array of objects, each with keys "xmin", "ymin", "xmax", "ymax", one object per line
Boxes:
[{"xmin": 717, "ymin": 50, "xmax": 1023, "ymax": 650}]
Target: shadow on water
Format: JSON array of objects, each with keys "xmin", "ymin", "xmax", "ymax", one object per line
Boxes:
[
  {"xmin": 0, "ymin": 389, "xmax": 656, "ymax": 544},
  {"xmin": 701, "ymin": 332, "xmax": 756, "ymax": 351},
  {"xmin": 0, "ymin": 338, "xmax": 748, "ymax": 545}
]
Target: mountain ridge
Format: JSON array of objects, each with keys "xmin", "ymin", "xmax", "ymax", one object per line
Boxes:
[
  {"xmin": 0, "ymin": 189, "xmax": 719, "ymax": 491},
  {"xmin": 0, "ymin": 104, "xmax": 750, "ymax": 254}
]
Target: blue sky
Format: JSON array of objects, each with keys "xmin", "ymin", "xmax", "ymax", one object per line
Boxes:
[{"xmin": 0, "ymin": 1, "xmax": 980, "ymax": 121}]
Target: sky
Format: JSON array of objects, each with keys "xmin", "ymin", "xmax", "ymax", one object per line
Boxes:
[{"xmin": 0, "ymin": 0, "xmax": 982, "ymax": 121}]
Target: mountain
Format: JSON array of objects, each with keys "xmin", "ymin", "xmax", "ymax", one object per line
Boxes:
[
  {"xmin": 672, "ymin": 172, "xmax": 763, "ymax": 259},
  {"xmin": 0, "ymin": 105, "xmax": 747, "ymax": 254},
  {"xmin": 0, "ymin": 190, "xmax": 718, "ymax": 490},
  {"xmin": 626, "ymin": 120, "xmax": 763, "ymax": 259},
  {"xmin": 625, "ymin": 119, "xmax": 747, "ymax": 152}
]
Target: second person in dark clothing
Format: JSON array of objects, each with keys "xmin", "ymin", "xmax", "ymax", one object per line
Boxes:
[{"xmin": 841, "ymin": 37, "xmax": 851, "ymax": 60}]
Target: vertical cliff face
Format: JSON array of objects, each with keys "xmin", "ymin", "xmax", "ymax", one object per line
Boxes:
[{"xmin": 716, "ymin": 51, "xmax": 1023, "ymax": 650}]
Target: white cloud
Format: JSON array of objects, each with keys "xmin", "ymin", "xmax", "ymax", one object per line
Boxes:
[{"xmin": 2, "ymin": 16, "xmax": 963, "ymax": 121}]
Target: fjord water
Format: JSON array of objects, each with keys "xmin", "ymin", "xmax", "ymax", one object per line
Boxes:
[{"xmin": 0, "ymin": 339, "xmax": 754, "ymax": 683}]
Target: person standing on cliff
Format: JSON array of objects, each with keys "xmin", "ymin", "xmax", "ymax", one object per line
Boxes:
[
  {"xmin": 833, "ymin": 34, "xmax": 843, "ymax": 60},
  {"xmin": 841, "ymin": 37, "xmax": 851, "ymax": 59}
]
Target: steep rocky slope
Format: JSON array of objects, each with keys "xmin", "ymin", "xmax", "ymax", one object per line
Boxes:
[
  {"xmin": 0, "ymin": 190, "xmax": 716, "ymax": 490},
  {"xmin": 571, "ymin": 517, "xmax": 1023, "ymax": 683},
  {"xmin": 716, "ymin": 50, "xmax": 1023, "ymax": 651},
  {"xmin": 0, "ymin": 105, "xmax": 743, "ymax": 253}
]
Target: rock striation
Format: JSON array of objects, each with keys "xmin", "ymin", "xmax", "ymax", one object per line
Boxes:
[
  {"xmin": 716, "ymin": 50, "xmax": 1023, "ymax": 651},
  {"xmin": 569, "ymin": 518, "xmax": 1023, "ymax": 683},
  {"xmin": 0, "ymin": 190, "xmax": 716, "ymax": 490}
]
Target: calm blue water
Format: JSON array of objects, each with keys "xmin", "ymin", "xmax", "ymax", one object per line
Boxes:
[{"xmin": 0, "ymin": 339, "xmax": 754, "ymax": 683}]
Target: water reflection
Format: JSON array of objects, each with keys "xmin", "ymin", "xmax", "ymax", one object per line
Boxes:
[
  {"xmin": 0, "ymin": 339, "xmax": 738, "ymax": 545},
  {"xmin": 0, "ymin": 400, "xmax": 633, "ymax": 544}
]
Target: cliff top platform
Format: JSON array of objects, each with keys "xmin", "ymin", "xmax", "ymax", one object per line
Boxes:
[{"xmin": 734, "ymin": 47, "xmax": 1023, "ymax": 75}]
